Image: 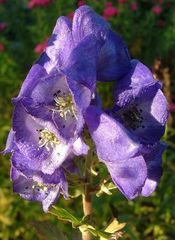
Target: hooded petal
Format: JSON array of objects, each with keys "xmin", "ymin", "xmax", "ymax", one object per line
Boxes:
[
  {"xmin": 64, "ymin": 34, "xmax": 97, "ymax": 91},
  {"xmin": 36, "ymin": 52, "xmax": 55, "ymax": 74},
  {"xmin": 73, "ymin": 6, "xmax": 131, "ymax": 82},
  {"xmin": 46, "ymin": 16, "xmax": 73, "ymax": 68},
  {"xmin": 85, "ymin": 106, "xmax": 140, "ymax": 162},
  {"xmin": 97, "ymin": 31, "xmax": 131, "ymax": 82},
  {"xmin": 72, "ymin": 5, "xmax": 110, "ymax": 45}
]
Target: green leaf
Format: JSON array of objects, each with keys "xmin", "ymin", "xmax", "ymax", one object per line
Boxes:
[
  {"xmin": 49, "ymin": 206, "xmax": 81, "ymax": 227},
  {"xmin": 30, "ymin": 221, "xmax": 68, "ymax": 240}
]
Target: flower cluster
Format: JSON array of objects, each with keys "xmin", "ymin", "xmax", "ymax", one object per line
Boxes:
[{"xmin": 4, "ymin": 5, "xmax": 168, "ymax": 211}]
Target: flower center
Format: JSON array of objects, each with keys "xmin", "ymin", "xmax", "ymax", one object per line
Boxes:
[
  {"xmin": 37, "ymin": 128, "xmax": 60, "ymax": 151},
  {"xmin": 53, "ymin": 90, "xmax": 76, "ymax": 120},
  {"xmin": 24, "ymin": 181, "xmax": 56, "ymax": 195},
  {"xmin": 116, "ymin": 105, "xmax": 145, "ymax": 130}
]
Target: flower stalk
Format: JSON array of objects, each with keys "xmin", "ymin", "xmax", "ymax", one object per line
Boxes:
[{"xmin": 82, "ymin": 150, "xmax": 93, "ymax": 240}]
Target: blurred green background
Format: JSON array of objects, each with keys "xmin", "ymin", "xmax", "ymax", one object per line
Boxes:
[{"xmin": 0, "ymin": 0, "xmax": 175, "ymax": 239}]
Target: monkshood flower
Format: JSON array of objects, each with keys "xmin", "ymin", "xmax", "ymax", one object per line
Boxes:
[
  {"xmin": 85, "ymin": 60, "xmax": 168, "ymax": 199},
  {"xmin": 16, "ymin": 67, "xmax": 92, "ymax": 142},
  {"xmin": 45, "ymin": 5, "xmax": 131, "ymax": 82},
  {"xmin": 113, "ymin": 60, "xmax": 169, "ymax": 144},
  {"xmin": 11, "ymin": 166, "xmax": 68, "ymax": 212},
  {"xmin": 85, "ymin": 106, "xmax": 167, "ymax": 199},
  {"xmin": 106, "ymin": 141, "xmax": 166, "ymax": 199},
  {"xmin": 4, "ymin": 101, "xmax": 89, "ymax": 175},
  {"xmin": 15, "ymin": 34, "xmax": 97, "ymax": 142}
]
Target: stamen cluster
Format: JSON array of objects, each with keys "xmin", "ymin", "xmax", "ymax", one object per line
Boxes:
[
  {"xmin": 53, "ymin": 91, "xmax": 76, "ymax": 120},
  {"xmin": 37, "ymin": 128, "xmax": 60, "ymax": 151}
]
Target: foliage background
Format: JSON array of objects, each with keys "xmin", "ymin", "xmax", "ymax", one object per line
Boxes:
[{"xmin": 0, "ymin": 0, "xmax": 175, "ymax": 239}]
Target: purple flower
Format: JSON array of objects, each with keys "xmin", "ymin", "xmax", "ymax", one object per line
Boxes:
[
  {"xmin": 11, "ymin": 166, "xmax": 68, "ymax": 212},
  {"xmin": 6, "ymin": 101, "xmax": 88, "ymax": 175},
  {"xmin": 16, "ymin": 69, "xmax": 92, "ymax": 142},
  {"xmin": 113, "ymin": 60, "xmax": 168, "ymax": 144},
  {"xmin": 85, "ymin": 106, "xmax": 167, "ymax": 199},
  {"xmin": 85, "ymin": 60, "xmax": 168, "ymax": 199}
]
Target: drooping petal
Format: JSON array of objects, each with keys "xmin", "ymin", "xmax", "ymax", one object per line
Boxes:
[
  {"xmin": 11, "ymin": 149, "xmax": 42, "ymax": 175},
  {"xmin": 11, "ymin": 166, "xmax": 68, "ymax": 212},
  {"xmin": 85, "ymin": 106, "xmax": 140, "ymax": 162},
  {"xmin": 106, "ymin": 154, "xmax": 147, "ymax": 199},
  {"xmin": 141, "ymin": 142, "xmax": 166, "ymax": 197}
]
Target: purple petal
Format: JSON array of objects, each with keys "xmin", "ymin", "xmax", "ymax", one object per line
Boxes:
[
  {"xmin": 106, "ymin": 154, "xmax": 147, "ymax": 199},
  {"xmin": 97, "ymin": 31, "xmax": 131, "ymax": 82},
  {"xmin": 41, "ymin": 143, "xmax": 71, "ymax": 175},
  {"xmin": 85, "ymin": 106, "xmax": 140, "ymax": 162},
  {"xmin": 114, "ymin": 81, "xmax": 168, "ymax": 143},
  {"xmin": 11, "ymin": 149, "xmax": 41, "ymax": 175},
  {"xmin": 11, "ymin": 167, "xmax": 68, "ymax": 212},
  {"xmin": 64, "ymin": 34, "xmax": 97, "ymax": 91},
  {"xmin": 13, "ymin": 101, "xmax": 64, "ymax": 161},
  {"xmin": 46, "ymin": 16, "xmax": 73, "ymax": 68},
  {"xmin": 2, "ymin": 129, "xmax": 16, "ymax": 154},
  {"xmin": 72, "ymin": 137, "xmax": 89, "ymax": 155},
  {"xmin": 116, "ymin": 60, "xmax": 156, "ymax": 92},
  {"xmin": 16, "ymin": 64, "xmax": 48, "ymax": 99},
  {"xmin": 72, "ymin": 5, "xmax": 110, "ymax": 45},
  {"xmin": 22, "ymin": 71, "xmax": 91, "ymax": 141},
  {"xmin": 141, "ymin": 142, "xmax": 166, "ymax": 197}
]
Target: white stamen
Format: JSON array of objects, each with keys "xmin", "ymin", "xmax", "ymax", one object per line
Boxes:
[
  {"xmin": 37, "ymin": 128, "xmax": 60, "ymax": 151},
  {"xmin": 53, "ymin": 91, "xmax": 77, "ymax": 120}
]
